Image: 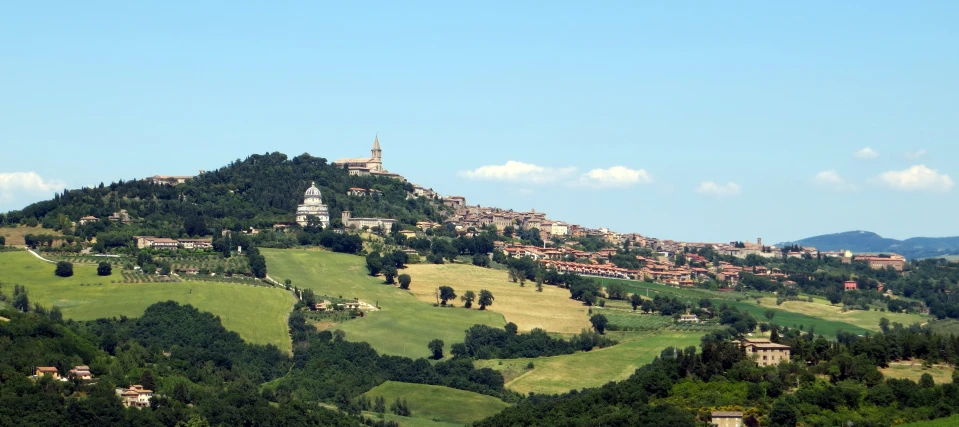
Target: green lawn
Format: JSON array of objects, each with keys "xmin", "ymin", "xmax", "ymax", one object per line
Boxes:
[
  {"xmin": 475, "ymin": 330, "xmax": 704, "ymax": 395},
  {"xmin": 0, "ymin": 251, "xmax": 294, "ymax": 352},
  {"xmin": 755, "ymin": 296, "xmax": 929, "ymax": 332},
  {"xmin": 262, "ymin": 249, "xmax": 506, "ymax": 359},
  {"xmin": 720, "ymin": 299, "xmax": 871, "ymax": 337},
  {"xmin": 901, "ymin": 415, "xmax": 959, "ymax": 426},
  {"xmin": 594, "ymin": 277, "xmax": 871, "ymax": 337},
  {"xmin": 361, "ymin": 381, "xmax": 509, "ymax": 426}
]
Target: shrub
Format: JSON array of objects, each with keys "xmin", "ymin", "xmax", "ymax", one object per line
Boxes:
[{"xmin": 55, "ymin": 261, "xmax": 74, "ymax": 278}]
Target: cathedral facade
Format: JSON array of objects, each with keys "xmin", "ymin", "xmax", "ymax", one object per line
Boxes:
[
  {"xmin": 333, "ymin": 136, "xmax": 404, "ymax": 180},
  {"xmin": 296, "ymin": 182, "xmax": 330, "ymax": 228}
]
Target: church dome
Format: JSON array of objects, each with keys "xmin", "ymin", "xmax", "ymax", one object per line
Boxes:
[{"xmin": 305, "ymin": 182, "xmax": 322, "ymax": 197}]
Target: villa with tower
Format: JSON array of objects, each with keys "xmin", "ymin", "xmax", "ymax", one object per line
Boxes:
[{"xmin": 333, "ymin": 136, "xmax": 405, "ymax": 180}]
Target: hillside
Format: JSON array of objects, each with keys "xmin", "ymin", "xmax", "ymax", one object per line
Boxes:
[
  {"xmin": 780, "ymin": 230, "xmax": 959, "ymax": 259},
  {"xmin": 0, "ymin": 152, "xmax": 447, "ymax": 239}
]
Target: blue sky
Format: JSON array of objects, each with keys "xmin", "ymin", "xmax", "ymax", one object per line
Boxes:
[{"xmin": 1, "ymin": 1, "xmax": 957, "ymax": 243}]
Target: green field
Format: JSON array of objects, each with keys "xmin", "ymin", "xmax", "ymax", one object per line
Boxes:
[
  {"xmin": 360, "ymin": 381, "xmax": 509, "ymax": 426},
  {"xmin": 880, "ymin": 362, "xmax": 955, "ymax": 385},
  {"xmin": 262, "ymin": 249, "xmax": 506, "ymax": 359},
  {"xmin": 595, "ymin": 278, "xmax": 871, "ymax": 337},
  {"xmin": 0, "ymin": 251, "xmax": 294, "ymax": 351},
  {"xmin": 592, "ymin": 309, "xmax": 674, "ymax": 331},
  {"xmin": 901, "ymin": 415, "xmax": 959, "ymax": 426},
  {"xmin": 754, "ymin": 296, "xmax": 929, "ymax": 332},
  {"xmin": 475, "ymin": 330, "xmax": 704, "ymax": 395}
]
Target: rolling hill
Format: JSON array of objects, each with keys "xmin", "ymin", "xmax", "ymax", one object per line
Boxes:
[{"xmin": 780, "ymin": 230, "xmax": 959, "ymax": 259}]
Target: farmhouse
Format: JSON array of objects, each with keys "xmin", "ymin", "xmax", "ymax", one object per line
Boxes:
[
  {"xmin": 679, "ymin": 314, "xmax": 700, "ymax": 323},
  {"xmin": 34, "ymin": 366, "xmax": 60, "ymax": 379},
  {"xmin": 347, "ymin": 187, "xmax": 382, "ymax": 197},
  {"xmin": 147, "ymin": 175, "xmax": 193, "ymax": 186},
  {"xmin": 844, "ymin": 280, "xmax": 858, "ymax": 291},
  {"xmin": 841, "ymin": 251, "xmax": 906, "ymax": 271},
  {"xmin": 115, "ymin": 385, "xmax": 153, "ymax": 408},
  {"xmin": 69, "ymin": 365, "xmax": 93, "ymax": 380},
  {"xmin": 741, "ymin": 338, "xmax": 791, "ymax": 367},
  {"xmin": 710, "ymin": 411, "xmax": 744, "ymax": 427},
  {"xmin": 79, "ymin": 216, "xmax": 98, "ymax": 225},
  {"xmin": 178, "ymin": 239, "xmax": 213, "ymax": 250}
]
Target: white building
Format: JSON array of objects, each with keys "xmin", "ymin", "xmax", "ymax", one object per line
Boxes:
[{"xmin": 296, "ymin": 182, "xmax": 330, "ymax": 229}]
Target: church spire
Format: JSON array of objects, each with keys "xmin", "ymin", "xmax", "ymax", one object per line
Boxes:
[{"xmin": 371, "ymin": 134, "xmax": 382, "ymax": 162}]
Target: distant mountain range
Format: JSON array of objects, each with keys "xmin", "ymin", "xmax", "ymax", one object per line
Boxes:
[{"xmin": 778, "ymin": 231, "xmax": 959, "ymax": 260}]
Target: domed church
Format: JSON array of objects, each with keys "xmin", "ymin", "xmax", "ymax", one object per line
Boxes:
[{"xmin": 296, "ymin": 182, "xmax": 330, "ymax": 228}]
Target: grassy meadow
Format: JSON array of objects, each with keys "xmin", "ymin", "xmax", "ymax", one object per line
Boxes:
[
  {"xmin": 361, "ymin": 381, "xmax": 509, "ymax": 426},
  {"xmin": 595, "ymin": 277, "xmax": 871, "ymax": 337},
  {"xmin": 474, "ymin": 330, "xmax": 704, "ymax": 395},
  {"xmin": 403, "ymin": 263, "xmax": 590, "ymax": 334},
  {"xmin": 261, "ymin": 249, "xmax": 506, "ymax": 359},
  {"xmin": 880, "ymin": 361, "xmax": 955, "ymax": 385},
  {"xmin": 755, "ymin": 296, "xmax": 930, "ymax": 332},
  {"xmin": 0, "ymin": 251, "xmax": 294, "ymax": 351},
  {"xmin": 0, "ymin": 225, "xmax": 62, "ymax": 246}
]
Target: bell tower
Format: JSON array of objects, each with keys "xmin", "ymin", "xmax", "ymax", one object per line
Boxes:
[{"xmin": 368, "ymin": 135, "xmax": 383, "ymax": 172}]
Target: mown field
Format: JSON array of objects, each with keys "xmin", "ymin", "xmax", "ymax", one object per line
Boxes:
[
  {"xmin": 0, "ymin": 251, "xmax": 294, "ymax": 351},
  {"xmin": 595, "ymin": 278, "xmax": 871, "ymax": 337},
  {"xmin": 474, "ymin": 330, "xmax": 704, "ymax": 395},
  {"xmin": 360, "ymin": 381, "xmax": 509, "ymax": 426},
  {"xmin": 755, "ymin": 296, "xmax": 929, "ymax": 332},
  {"xmin": 880, "ymin": 361, "xmax": 956, "ymax": 385},
  {"xmin": 262, "ymin": 249, "xmax": 506, "ymax": 359},
  {"xmin": 403, "ymin": 263, "xmax": 590, "ymax": 334},
  {"xmin": 0, "ymin": 225, "xmax": 62, "ymax": 246}
]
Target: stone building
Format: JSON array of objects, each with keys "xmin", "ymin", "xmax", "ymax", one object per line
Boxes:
[
  {"xmin": 341, "ymin": 211, "xmax": 396, "ymax": 231},
  {"xmin": 710, "ymin": 411, "xmax": 743, "ymax": 427},
  {"xmin": 296, "ymin": 182, "xmax": 330, "ymax": 228},
  {"xmin": 741, "ymin": 338, "xmax": 791, "ymax": 367},
  {"xmin": 333, "ymin": 136, "xmax": 404, "ymax": 180}
]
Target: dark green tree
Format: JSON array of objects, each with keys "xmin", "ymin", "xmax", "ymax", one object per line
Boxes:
[
  {"xmin": 55, "ymin": 261, "xmax": 73, "ymax": 277},
  {"xmin": 478, "ymin": 290, "xmax": 494, "ymax": 310},
  {"xmin": 630, "ymin": 294, "xmax": 642, "ymax": 311},
  {"xmin": 461, "ymin": 290, "xmax": 476, "ymax": 308},
  {"xmin": 366, "ymin": 252, "xmax": 383, "ymax": 276},
  {"xmin": 140, "ymin": 370, "xmax": 156, "ymax": 392},
  {"xmin": 428, "ymin": 339, "xmax": 444, "ymax": 359},
  {"xmin": 382, "ymin": 264, "xmax": 397, "ymax": 284},
  {"xmin": 398, "ymin": 274, "xmax": 411, "ymax": 289},
  {"xmin": 590, "ymin": 314, "xmax": 608, "ymax": 334},
  {"xmin": 96, "ymin": 261, "xmax": 112, "ymax": 276},
  {"xmin": 438, "ymin": 286, "xmax": 456, "ymax": 305}
]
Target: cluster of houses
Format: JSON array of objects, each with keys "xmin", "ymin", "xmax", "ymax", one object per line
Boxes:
[
  {"xmin": 133, "ymin": 236, "xmax": 213, "ymax": 250},
  {"xmin": 32, "ymin": 365, "xmax": 93, "ymax": 381},
  {"xmin": 78, "ymin": 210, "xmax": 132, "ymax": 226}
]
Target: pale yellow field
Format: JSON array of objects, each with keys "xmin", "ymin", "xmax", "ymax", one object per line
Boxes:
[
  {"xmin": 881, "ymin": 361, "xmax": 955, "ymax": 385},
  {"xmin": 0, "ymin": 225, "xmax": 63, "ymax": 246},
  {"xmin": 757, "ymin": 297, "xmax": 929, "ymax": 332},
  {"xmin": 403, "ymin": 263, "xmax": 590, "ymax": 334}
]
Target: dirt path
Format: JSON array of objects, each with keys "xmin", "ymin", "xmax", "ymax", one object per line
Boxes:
[{"xmin": 27, "ymin": 250, "xmax": 55, "ymax": 263}]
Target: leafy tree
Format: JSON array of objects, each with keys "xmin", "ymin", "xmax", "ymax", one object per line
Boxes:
[
  {"xmin": 428, "ymin": 339, "xmax": 444, "ymax": 360},
  {"xmin": 768, "ymin": 399, "xmax": 798, "ymax": 427},
  {"xmin": 140, "ymin": 370, "xmax": 156, "ymax": 392},
  {"xmin": 641, "ymin": 299, "xmax": 655, "ymax": 313},
  {"xmin": 54, "ymin": 261, "xmax": 73, "ymax": 277},
  {"xmin": 764, "ymin": 309, "xmax": 776, "ymax": 320},
  {"xmin": 879, "ymin": 317, "xmax": 890, "ymax": 333},
  {"xmin": 13, "ymin": 291, "xmax": 30, "ymax": 312},
  {"xmin": 606, "ymin": 282, "xmax": 627, "ymax": 300},
  {"xmin": 505, "ymin": 322, "xmax": 518, "ymax": 335},
  {"xmin": 478, "ymin": 290, "xmax": 494, "ymax": 310},
  {"xmin": 398, "ymin": 274, "xmax": 411, "ymax": 289},
  {"xmin": 96, "ymin": 261, "xmax": 112, "ymax": 276},
  {"xmin": 301, "ymin": 288, "xmax": 317, "ymax": 306},
  {"xmin": 438, "ymin": 286, "xmax": 456, "ymax": 305},
  {"xmin": 382, "ymin": 264, "xmax": 397, "ymax": 284},
  {"xmin": 590, "ymin": 314, "xmax": 609, "ymax": 334},
  {"xmin": 630, "ymin": 294, "xmax": 642, "ymax": 311},
  {"xmin": 366, "ymin": 252, "xmax": 382, "ymax": 276},
  {"xmin": 0, "ymin": 235, "xmax": 5, "ymax": 246},
  {"xmin": 373, "ymin": 396, "xmax": 386, "ymax": 413},
  {"xmin": 461, "ymin": 290, "xmax": 476, "ymax": 308},
  {"xmin": 920, "ymin": 373, "xmax": 935, "ymax": 388}
]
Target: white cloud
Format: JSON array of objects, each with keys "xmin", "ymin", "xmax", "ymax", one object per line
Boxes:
[
  {"xmin": 904, "ymin": 149, "xmax": 928, "ymax": 159},
  {"xmin": 813, "ymin": 170, "xmax": 857, "ymax": 192},
  {"xmin": 577, "ymin": 166, "xmax": 652, "ymax": 188},
  {"xmin": 459, "ymin": 161, "xmax": 575, "ymax": 184},
  {"xmin": 0, "ymin": 172, "xmax": 65, "ymax": 201},
  {"xmin": 854, "ymin": 147, "xmax": 879, "ymax": 160},
  {"xmin": 877, "ymin": 165, "xmax": 953, "ymax": 192},
  {"xmin": 696, "ymin": 181, "xmax": 741, "ymax": 197}
]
